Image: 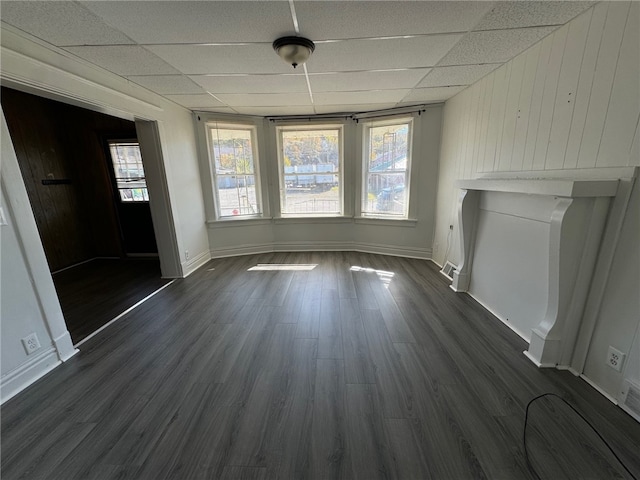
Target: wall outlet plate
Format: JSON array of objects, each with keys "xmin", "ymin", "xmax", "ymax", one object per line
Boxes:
[
  {"xmin": 21, "ymin": 333, "xmax": 41, "ymax": 355},
  {"xmin": 606, "ymin": 345, "xmax": 625, "ymax": 372}
]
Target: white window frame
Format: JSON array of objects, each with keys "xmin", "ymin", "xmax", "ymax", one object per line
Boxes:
[
  {"xmin": 206, "ymin": 121, "xmax": 263, "ymax": 220},
  {"xmin": 107, "ymin": 140, "xmax": 149, "ymax": 202},
  {"xmin": 361, "ymin": 117, "xmax": 413, "ymax": 219},
  {"xmin": 276, "ymin": 124, "xmax": 344, "ymax": 217}
]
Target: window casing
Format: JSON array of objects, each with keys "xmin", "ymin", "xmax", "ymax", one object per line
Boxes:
[
  {"xmin": 276, "ymin": 125, "xmax": 343, "ymax": 216},
  {"xmin": 362, "ymin": 118, "xmax": 413, "ymax": 218},
  {"xmin": 108, "ymin": 141, "xmax": 149, "ymax": 202},
  {"xmin": 208, "ymin": 123, "xmax": 262, "ymax": 218}
]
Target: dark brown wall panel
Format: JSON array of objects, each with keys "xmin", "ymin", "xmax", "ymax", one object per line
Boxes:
[{"xmin": 1, "ymin": 87, "xmax": 136, "ymax": 271}]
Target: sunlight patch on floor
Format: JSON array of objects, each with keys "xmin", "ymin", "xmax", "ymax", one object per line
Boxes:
[
  {"xmin": 248, "ymin": 264, "xmax": 318, "ymax": 271},
  {"xmin": 350, "ymin": 265, "xmax": 395, "ymax": 288}
]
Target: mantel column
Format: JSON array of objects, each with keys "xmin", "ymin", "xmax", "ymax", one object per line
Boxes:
[{"xmin": 451, "ymin": 188, "xmax": 479, "ymax": 293}]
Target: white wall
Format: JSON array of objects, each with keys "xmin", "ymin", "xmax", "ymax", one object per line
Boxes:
[
  {"xmin": 199, "ymin": 107, "xmax": 442, "ymax": 259},
  {"xmin": 434, "ymin": 2, "xmax": 639, "ymax": 400},
  {"xmin": 1, "ymin": 109, "xmax": 77, "ymax": 403},
  {"xmin": 0, "ymin": 28, "xmax": 210, "ymax": 401}
]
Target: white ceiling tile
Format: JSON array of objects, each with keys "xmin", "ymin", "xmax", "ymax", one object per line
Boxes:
[
  {"xmin": 165, "ymin": 94, "xmax": 226, "ymax": 108},
  {"xmin": 126, "ymin": 75, "xmax": 206, "ymax": 94},
  {"xmin": 474, "ymin": 2, "xmax": 595, "ymax": 31},
  {"xmin": 438, "ymin": 27, "xmax": 557, "ymax": 66},
  {"xmin": 314, "ymin": 104, "xmax": 397, "ymax": 115},
  {"xmin": 63, "ymin": 46, "xmax": 181, "ymax": 75},
  {"xmin": 401, "ymin": 86, "xmax": 466, "ymax": 103},
  {"xmin": 307, "ymin": 35, "xmax": 463, "ymax": 73},
  {"xmin": 214, "ymin": 93, "xmax": 312, "ymax": 107},
  {"xmin": 190, "ymin": 75, "xmax": 308, "ymax": 94},
  {"xmin": 295, "ymin": 1, "xmax": 494, "ymax": 40},
  {"xmin": 233, "ymin": 106, "xmax": 316, "ymax": 116},
  {"xmin": 82, "ymin": 1, "xmax": 293, "ymax": 44},
  {"xmin": 314, "ymin": 90, "xmax": 408, "ymax": 106},
  {"xmin": 417, "ymin": 64, "xmax": 500, "ymax": 88},
  {"xmin": 0, "ymin": 1, "xmax": 134, "ymax": 46},
  {"xmin": 147, "ymin": 44, "xmax": 294, "ymax": 75},
  {"xmin": 308, "ymin": 69, "xmax": 430, "ymax": 92}
]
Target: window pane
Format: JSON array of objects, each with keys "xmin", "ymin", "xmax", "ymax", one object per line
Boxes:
[
  {"xmin": 109, "ymin": 142, "xmax": 149, "ymax": 203},
  {"xmin": 363, "ymin": 122, "xmax": 411, "ymax": 217},
  {"xmin": 211, "ymin": 129, "xmax": 254, "ymax": 175},
  {"xmin": 209, "ymin": 126, "xmax": 261, "ymax": 218},
  {"xmin": 280, "ymin": 128, "xmax": 341, "ymax": 215}
]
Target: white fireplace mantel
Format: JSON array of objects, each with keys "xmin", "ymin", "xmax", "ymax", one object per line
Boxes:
[{"xmin": 451, "ymin": 176, "xmax": 624, "ymax": 369}]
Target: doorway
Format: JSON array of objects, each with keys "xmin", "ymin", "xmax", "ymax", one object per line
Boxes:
[{"xmin": 1, "ymin": 87, "xmax": 169, "ymax": 343}]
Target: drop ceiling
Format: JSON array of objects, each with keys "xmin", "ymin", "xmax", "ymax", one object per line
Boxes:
[{"xmin": 0, "ymin": 1, "xmax": 595, "ymax": 116}]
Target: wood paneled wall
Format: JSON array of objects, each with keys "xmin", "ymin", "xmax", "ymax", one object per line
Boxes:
[
  {"xmin": 1, "ymin": 88, "xmax": 137, "ymax": 271},
  {"xmin": 440, "ymin": 1, "xmax": 638, "ymax": 181}
]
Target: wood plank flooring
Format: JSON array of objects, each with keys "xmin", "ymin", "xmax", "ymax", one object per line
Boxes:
[
  {"xmin": 3, "ymin": 252, "xmax": 640, "ymax": 479},
  {"xmin": 52, "ymin": 258, "xmax": 170, "ymax": 343}
]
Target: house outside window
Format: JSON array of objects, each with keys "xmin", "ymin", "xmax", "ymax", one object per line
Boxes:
[
  {"xmin": 108, "ymin": 141, "xmax": 149, "ymax": 202},
  {"xmin": 208, "ymin": 123, "xmax": 262, "ymax": 218},
  {"xmin": 276, "ymin": 125, "xmax": 343, "ymax": 216},
  {"xmin": 362, "ymin": 118, "xmax": 413, "ymax": 218}
]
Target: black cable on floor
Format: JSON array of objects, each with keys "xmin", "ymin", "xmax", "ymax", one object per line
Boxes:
[{"xmin": 523, "ymin": 392, "xmax": 638, "ymax": 480}]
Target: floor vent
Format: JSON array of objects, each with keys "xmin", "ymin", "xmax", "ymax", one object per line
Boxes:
[
  {"xmin": 620, "ymin": 380, "xmax": 640, "ymax": 422},
  {"xmin": 440, "ymin": 261, "xmax": 457, "ymax": 281}
]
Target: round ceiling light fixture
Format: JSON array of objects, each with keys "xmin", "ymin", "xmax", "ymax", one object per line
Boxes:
[{"xmin": 272, "ymin": 36, "xmax": 315, "ymax": 69}]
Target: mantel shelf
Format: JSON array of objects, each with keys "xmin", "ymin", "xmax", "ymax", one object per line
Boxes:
[{"xmin": 455, "ymin": 178, "xmax": 619, "ymax": 198}]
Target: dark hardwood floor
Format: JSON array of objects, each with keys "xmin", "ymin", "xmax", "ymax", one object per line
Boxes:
[
  {"xmin": 2, "ymin": 252, "xmax": 639, "ymax": 479},
  {"xmin": 52, "ymin": 258, "xmax": 170, "ymax": 344}
]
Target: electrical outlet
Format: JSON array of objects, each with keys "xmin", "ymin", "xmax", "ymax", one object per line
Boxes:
[
  {"xmin": 606, "ymin": 346, "xmax": 625, "ymax": 372},
  {"xmin": 185, "ymin": 250, "xmax": 189, "ymax": 260},
  {"xmin": 21, "ymin": 333, "xmax": 41, "ymax": 355}
]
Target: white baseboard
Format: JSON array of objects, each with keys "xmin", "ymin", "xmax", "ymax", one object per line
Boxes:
[
  {"xmin": 210, "ymin": 241, "xmax": 431, "ymax": 260},
  {"xmin": 465, "ymin": 291, "xmax": 531, "ymax": 343},
  {"xmin": 182, "ymin": 250, "xmax": 212, "ymax": 277},
  {"xmin": 580, "ymin": 373, "xmax": 619, "ymax": 405},
  {"xmin": 1, "ymin": 347, "xmax": 60, "ymax": 404}
]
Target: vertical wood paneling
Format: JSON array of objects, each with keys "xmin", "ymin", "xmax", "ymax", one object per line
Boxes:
[
  {"xmin": 483, "ymin": 67, "xmax": 508, "ymax": 172},
  {"xmin": 492, "ymin": 62, "xmax": 512, "ymax": 172},
  {"xmin": 533, "ymin": 28, "xmax": 568, "ymax": 170},
  {"xmin": 471, "ymin": 78, "xmax": 488, "ymax": 175},
  {"xmin": 546, "ymin": 8, "xmax": 592, "ymax": 170},
  {"xmin": 497, "ymin": 54, "xmax": 525, "ymax": 171},
  {"xmin": 578, "ymin": 1, "xmax": 631, "ymax": 169},
  {"xmin": 596, "ymin": 1, "xmax": 640, "ymax": 167},
  {"xmin": 522, "ymin": 34, "xmax": 554, "ymax": 171},
  {"xmin": 564, "ymin": 2, "xmax": 609, "ymax": 169},
  {"xmin": 464, "ymin": 81, "xmax": 481, "ymax": 179},
  {"xmin": 511, "ymin": 43, "xmax": 541, "ymax": 171},
  {"xmin": 477, "ymin": 76, "xmax": 495, "ymax": 173}
]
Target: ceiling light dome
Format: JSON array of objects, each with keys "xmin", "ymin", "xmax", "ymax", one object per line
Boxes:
[{"xmin": 272, "ymin": 36, "xmax": 315, "ymax": 69}]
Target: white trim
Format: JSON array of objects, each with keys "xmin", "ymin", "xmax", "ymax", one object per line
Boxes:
[
  {"xmin": 456, "ymin": 178, "xmax": 619, "ymax": 198},
  {"xmin": 210, "ymin": 242, "xmax": 431, "ymax": 260},
  {"xmin": 580, "ymin": 374, "xmax": 619, "ymax": 405},
  {"xmin": 522, "ymin": 350, "xmax": 556, "ymax": 368},
  {"xmin": 0, "ymin": 47, "xmax": 162, "ymax": 120},
  {"xmin": 274, "ymin": 216, "xmax": 353, "ymax": 225},
  {"xmin": 74, "ymin": 280, "xmax": 175, "ymax": 347},
  {"xmin": 211, "ymin": 243, "xmax": 275, "ymax": 258},
  {"xmin": 354, "ymin": 217, "xmax": 418, "ymax": 227},
  {"xmin": 182, "ymin": 250, "xmax": 212, "ymax": 277},
  {"xmin": 1, "ymin": 347, "xmax": 61, "ymax": 404},
  {"xmin": 207, "ymin": 217, "xmax": 273, "ymax": 228},
  {"xmin": 465, "ymin": 290, "xmax": 531, "ymax": 343}
]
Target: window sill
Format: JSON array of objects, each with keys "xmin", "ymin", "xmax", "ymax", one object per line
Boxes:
[
  {"xmin": 354, "ymin": 216, "xmax": 418, "ymax": 227},
  {"xmin": 274, "ymin": 216, "xmax": 353, "ymax": 225},
  {"xmin": 206, "ymin": 217, "xmax": 273, "ymax": 228}
]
